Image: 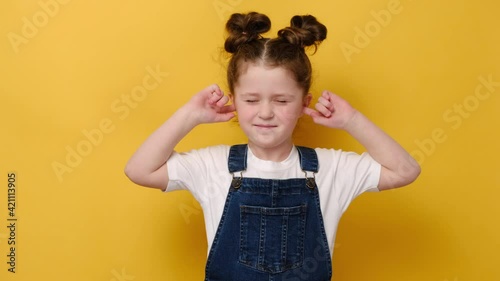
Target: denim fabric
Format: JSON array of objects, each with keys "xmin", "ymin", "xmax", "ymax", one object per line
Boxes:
[{"xmin": 205, "ymin": 145, "xmax": 332, "ymax": 281}]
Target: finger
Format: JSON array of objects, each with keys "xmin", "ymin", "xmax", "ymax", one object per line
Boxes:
[
  {"xmin": 208, "ymin": 89, "xmax": 223, "ymax": 105},
  {"xmin": 224, "ymin": 112, "xmax": 236, "ymax": 121},
  {"xmin": 317, "ymin": 96, "xmax": 333, "ymax": 110},
  {"xmin": 205, "ymin": 84, "xmax": 220, "ymax": 96},
  {"xmin": 315, "ymin": 103, "xmax": 332, "ymax": 117},
  {"xmin": 322, "ymin": 90, "xmax": 332, "ymax": 100},
  {"xmin": 326, "ymin": 91, "xmax": 341, "ymax": 103},
  {"xmin": 219, "ymin": 103, "xmax": 236, "ymax": 113},
  {"xmin": 215, "ymin": 112, "xmax": 236, "ymax": 122},
  {"xmin": 303, "ymin": 107, "xmax": 319, "ymax": 117},
  {"xmin": 215, "ymin": 95, "xmax": 230, "ymax": 107},
  {"xmin": 303, "ymin": 107, "xmax": 329, "ymax": 126},
  {"xmin": 208, "ymin": 84, "xmax": 221, "ymax": 95}
]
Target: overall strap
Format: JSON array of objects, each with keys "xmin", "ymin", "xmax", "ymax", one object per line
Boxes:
[
  {"xmin": 296, "ymin": 146, "xmax": 319, "ymax": 173},
  {"xmin": 228, "ymin": 144, "xmax": 248, "ymax": 173}
]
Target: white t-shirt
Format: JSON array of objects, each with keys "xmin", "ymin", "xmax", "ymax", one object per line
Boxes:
[{"xmin": 165, "ymin": 145, "xmax": 381, "ymax": 257}]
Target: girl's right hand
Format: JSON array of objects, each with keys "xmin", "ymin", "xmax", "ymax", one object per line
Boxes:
[{"xmin": 185, "ymin": 84, "xmax": 236, "ymax": 124}]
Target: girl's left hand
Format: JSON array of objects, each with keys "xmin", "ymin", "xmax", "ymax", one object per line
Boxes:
[{"xmin": 303, "ymin": 90, "xmax": 358, "ymax": 130}]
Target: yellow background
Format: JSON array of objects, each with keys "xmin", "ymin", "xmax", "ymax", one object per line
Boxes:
[{"xmin": 1, "ymin": 0, "xmax": 499, "ymax": 280}]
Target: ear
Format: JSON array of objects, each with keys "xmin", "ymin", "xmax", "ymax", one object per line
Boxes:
[
  {"xmin": 229, "ymin": 92, "xmax": 235, "ymax": 105},
  {"xmin": 300, "ymin": 93, "xmax": 312, "ymax": 117},
  {"xmin": 303, "ymin": 93, "xmax": 312, "ymax": 107}
]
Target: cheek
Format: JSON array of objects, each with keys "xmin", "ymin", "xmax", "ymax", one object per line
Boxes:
[
  {"xmin": 235, "ymin": 105, "xmax": 254, "ymax": 120},
  {"xmin": 279, "ymin": 105, "xmax": 303, "ymax": 121}
]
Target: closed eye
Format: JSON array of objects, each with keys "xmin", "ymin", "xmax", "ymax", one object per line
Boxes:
[{"xmin": 245, "ymin": 100, "xmax": 258, "ymax": 103}]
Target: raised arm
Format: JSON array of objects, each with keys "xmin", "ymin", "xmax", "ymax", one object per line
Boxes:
[
  {"xmin": 304, "ymin": 90, "xmax": 421, "ymax": 191},
  {"xmin": 124, "ymin": 84, "xmax": 235, "ymax": 190}
]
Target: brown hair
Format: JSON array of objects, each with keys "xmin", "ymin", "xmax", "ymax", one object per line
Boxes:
[{"xmin": 224, "ymin": 12, "xmax": 327, "ymax": 95}]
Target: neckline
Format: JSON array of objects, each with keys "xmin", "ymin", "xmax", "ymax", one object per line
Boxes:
[{"xmin": 247, "ymin": 145, "xmax": 298, "ymax": 171}]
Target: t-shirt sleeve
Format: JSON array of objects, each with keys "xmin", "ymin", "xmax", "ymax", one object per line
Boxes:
[
  {"xmin": 164, "ymin": 151, "xmax": 201, "ymax": 192},
  {"xmin": 163, "ymin": 145, "xmax": 229, "ymax": 202},
  {"xmin": 316, "ymin": 148, "xmax": 381, "ymax": 214}
]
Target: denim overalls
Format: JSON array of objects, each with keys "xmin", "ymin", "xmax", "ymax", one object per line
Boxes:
[{"xmin": 205, "ymin": 144, "xmax": 332, "ymax": 281}]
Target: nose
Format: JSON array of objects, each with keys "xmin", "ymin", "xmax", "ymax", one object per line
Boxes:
[{"xmin": 258, "ymin": 102, "xmax": 274, "ymax": 119}]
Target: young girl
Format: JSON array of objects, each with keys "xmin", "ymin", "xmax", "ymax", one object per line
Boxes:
[{"xmin": 125, "ymin": 12, "xmax": 420, "ymax": 281}]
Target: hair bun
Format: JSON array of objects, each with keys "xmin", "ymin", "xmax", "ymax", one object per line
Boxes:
[
  {"xmin": 278, "ymin": 15, "xmax": 327, "ymax": 50},
  {"xmin": 225, "ymin": 12, "xmax": 271, "ymax": 53}
]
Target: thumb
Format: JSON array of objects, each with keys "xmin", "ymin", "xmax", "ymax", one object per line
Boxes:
[
  {"xmin": 220, "ymin": 104, "xmax": 236, "ymax": 113},
  {"xmin": 303, "ymin": 107, "xmax": 319, "ymax": 117},
  {"xmin": 303, "ymin": 107, "xmax": 329, "ymax": 126},
  {"xmin": 215, "ymin": 112, "xmax": 236, "ymax": 122}
]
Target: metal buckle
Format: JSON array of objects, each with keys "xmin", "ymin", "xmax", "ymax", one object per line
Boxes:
[
  {"xmin": 304, "ymin": 171, "xmax": 316, "ymax": 189},
  {"xmin": 231, "ymin": 172, "xmax": 243, "ymax": 189}
]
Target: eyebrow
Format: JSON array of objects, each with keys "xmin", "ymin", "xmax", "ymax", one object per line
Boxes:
[
  {"xmin": 240, "ymin": 93, "xmax": 296, "ymax": 98},
  {"xmin": 240, "ymin": 93, "xmax": 259, "ymax": 97}
]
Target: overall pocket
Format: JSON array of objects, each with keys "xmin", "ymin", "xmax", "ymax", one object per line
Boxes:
[{"xmin": 239, "ymin": 204, "xmax": 307, "ymax": 274}]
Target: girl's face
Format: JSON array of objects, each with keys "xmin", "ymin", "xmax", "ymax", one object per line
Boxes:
[{"xmin": 233, "ymin": 63, "xmax": 311, "ymax": 160}]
